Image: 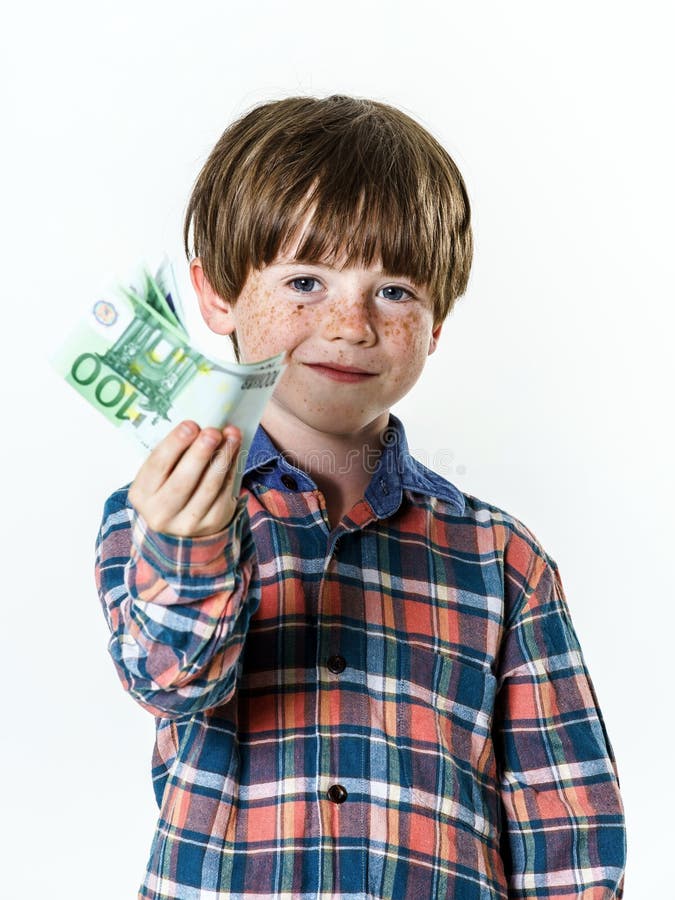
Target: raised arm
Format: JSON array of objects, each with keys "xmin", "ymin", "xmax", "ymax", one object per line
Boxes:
[
  {"xmin": 94, "ymin": 420, "xmax": 260, "ymax": 718},
  {"xmin": 494, "ymin": 554, "xmax": 626, "ymax": 898}
]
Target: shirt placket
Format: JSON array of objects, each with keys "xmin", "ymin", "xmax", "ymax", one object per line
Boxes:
[{"xmin": 314, "ymin": 506, "xmax": 374, "ymax": 898}]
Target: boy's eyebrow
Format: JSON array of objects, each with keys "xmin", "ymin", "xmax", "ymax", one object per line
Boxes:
[
  {"xmin": 272, "ymin": 256, "xmax": 364, "ymax": 270},
  {"xmin": 271, "ymin": 256, "xmax": 423, "ymax": 285}
]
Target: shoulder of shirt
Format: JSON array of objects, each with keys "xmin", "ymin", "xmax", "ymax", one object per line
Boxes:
[{"xmin": 403, "ymin": 456, "xmax": 555, "ymax": 567}]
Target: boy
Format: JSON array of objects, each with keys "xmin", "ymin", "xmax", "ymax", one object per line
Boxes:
[{"xmin": 95, "ymin": 95, "xmax": 626, "ymax": 899}]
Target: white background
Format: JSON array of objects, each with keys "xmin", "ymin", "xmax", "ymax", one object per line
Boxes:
[{"xmin": 2, "ymin": 1, "xmax": 672, "ymax": 897}]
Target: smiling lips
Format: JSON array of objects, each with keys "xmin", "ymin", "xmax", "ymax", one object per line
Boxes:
[{"xmin": 303, "ymin": 362, "xmax": 377, "ymax": 383}]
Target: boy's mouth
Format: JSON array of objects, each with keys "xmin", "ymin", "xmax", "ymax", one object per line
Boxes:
[{"xmin": 303, "ymin": 362, "xmax": 377, "ymax": 383}]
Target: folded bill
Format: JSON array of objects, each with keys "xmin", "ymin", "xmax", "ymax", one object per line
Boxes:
[{"xmin": 50, "ymin": 258, "xmax": 286, "ymax": 496}]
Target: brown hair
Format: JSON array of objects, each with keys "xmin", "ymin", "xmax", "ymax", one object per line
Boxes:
[{"xmin": 184, "ymin": 94, "xmax": 473, "ymax": 360}]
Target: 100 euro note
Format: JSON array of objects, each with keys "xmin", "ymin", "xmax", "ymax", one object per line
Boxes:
[{"xmin": 50, "ymin": 259, "xmax": 286, "ymax": 497}]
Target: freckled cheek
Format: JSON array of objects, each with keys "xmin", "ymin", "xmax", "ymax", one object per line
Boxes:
[
  {"xmin": 387, "ymin": 314, "xmax": 430, "ymax": 356},
  {"xmin": 237, "ymin": 304, "xmax": 308, "ymax": 355}
]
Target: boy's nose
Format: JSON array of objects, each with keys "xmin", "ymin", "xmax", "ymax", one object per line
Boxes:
[{"xmin": 321, "ymin": 296, "xmax": 377, "ymax": 345}]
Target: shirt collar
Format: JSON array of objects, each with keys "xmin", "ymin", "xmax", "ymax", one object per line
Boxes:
[{"xmin": 244, "ymin": 413, "xmax": 465, "ymax": 518}]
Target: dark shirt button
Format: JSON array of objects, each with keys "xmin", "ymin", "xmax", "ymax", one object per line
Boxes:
[
  {"xmin": 327, "ymin": 784, "xmax": 348, "ymax": 804},
  {"xmin": 326, "ymin": 654, "xmax": 347, "ymax": 674},
  {"xmin": 280, "ymin": 474, "xmax": 298, "ymax": 490}
]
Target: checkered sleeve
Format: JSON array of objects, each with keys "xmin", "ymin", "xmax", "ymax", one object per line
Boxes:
[
  {"xmin": 494, "ymin": 553, "xmax": 627, "ymax": 899},
  {"xmin": 94, "ymin": 487, "xmax": 260, "ymax": 718}
]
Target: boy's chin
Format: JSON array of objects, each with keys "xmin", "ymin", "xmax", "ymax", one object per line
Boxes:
[{"xmin": 291, "ymin": 403, "xmax": 391, "ymax": 438}]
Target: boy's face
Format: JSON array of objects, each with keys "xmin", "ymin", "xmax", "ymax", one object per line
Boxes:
[{"xmin": 191, "ymin": 240, "xmax": 443, "ymax": 440}]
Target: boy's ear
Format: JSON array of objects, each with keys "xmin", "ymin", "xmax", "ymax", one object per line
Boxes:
[
  {"xmin": 189, "ymin": 258, "xmax": 236, "ymax": 336},
  {"xmin": 428, "ymin": 320, "xmax": 444, "ymax": 355}
]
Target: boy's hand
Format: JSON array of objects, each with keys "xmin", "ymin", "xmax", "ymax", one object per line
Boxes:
[{"xmin": 128, "ymin": 421, "xmax": 243, "ymax": 538}]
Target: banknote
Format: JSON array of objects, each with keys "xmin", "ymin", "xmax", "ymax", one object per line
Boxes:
[{"xmin": 50, "ymin": 259, "xmax": 286, "ymax": 496}]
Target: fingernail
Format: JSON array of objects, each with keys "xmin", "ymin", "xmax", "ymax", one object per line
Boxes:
[{"xmin": 180, "ymin": 422, "xmax": 196, "ymax": 437}]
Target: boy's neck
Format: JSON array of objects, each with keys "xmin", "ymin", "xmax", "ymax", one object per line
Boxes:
[{"xmin": 260, "ymin": 404, "xmax": 391, "ymax": 528}]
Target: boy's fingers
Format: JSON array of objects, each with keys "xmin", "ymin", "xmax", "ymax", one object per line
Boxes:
[
  {"xmin": 177, "ymin": 438, "xmax": 242, "ymax": 528},
  {"xmin": 222, "ymin": 424, "xmax": 242, "ymax": 444},
  {"xmin": 129, "ymin": 421, "xmax": 242, "ymax": 532},
  {"xmin": 135, "ymin": 420, "xmax": 201, "ymax": 495},
  {"xmin": 205, "ymin": 457, "xmax": 243, "ymax": 524},
  {"xmin": 153, "ymin": 426, "xmax": 225, "ymax": 517}
]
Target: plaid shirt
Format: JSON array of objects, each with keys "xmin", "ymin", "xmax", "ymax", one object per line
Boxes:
[{"xmin": 95, "ymin": 414, "xmax": 626, "ymax": 899}]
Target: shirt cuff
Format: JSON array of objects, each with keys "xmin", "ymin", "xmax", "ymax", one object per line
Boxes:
[{"xmin": 130, "ymin": 494, "xmax": 249, "ymax": 582}]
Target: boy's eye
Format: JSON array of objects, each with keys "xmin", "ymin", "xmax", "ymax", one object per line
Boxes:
[
  {"xmin": 378, "ymin": 285, "xmax": 412, "ymax": 302},
  {"xmin": 287, "ymin": 277, "xmax": 413, "ymax": 302},
  {"xmin": 289, "ymin": 277, "xmax": 322, "ymax": 293}
]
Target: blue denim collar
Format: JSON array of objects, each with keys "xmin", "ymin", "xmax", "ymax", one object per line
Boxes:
[{"xmin": 244, "ymin": 413, "xmax": 465, "ymax": 518}]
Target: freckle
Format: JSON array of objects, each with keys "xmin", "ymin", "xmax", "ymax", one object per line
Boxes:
[{"xmin": 296, "ymin": 304, "xmax": 304, "ymax": 310}]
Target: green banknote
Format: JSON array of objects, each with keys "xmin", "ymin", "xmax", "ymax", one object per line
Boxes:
[{"xmin": 50, "ymin": 258, "xmax": 286, "ymax": 496}]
